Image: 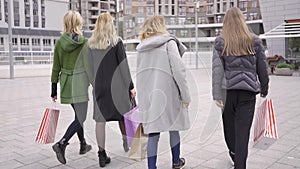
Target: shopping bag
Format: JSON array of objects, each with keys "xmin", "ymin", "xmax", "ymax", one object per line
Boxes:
[
  {"xmin": 35, "ymin": 107, "xmax": 60, "ymax": 144},
  {"xmin": 253, "ymin": 99, "xmax": 278, "ymax": 150},
  {"xmin": 128, "ymin": 124, "xmax": 148, "ymax": 161},
  {"xmin": 124, "ymin": 105, "xmax": 140, "ymax": 147}
]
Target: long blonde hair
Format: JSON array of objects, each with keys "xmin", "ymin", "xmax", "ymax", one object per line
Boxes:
[
  {"xmin": 63, "ymin": 11, "xmax": 83, "ymax": 35},
  {"xmin": 88, "ymin": 13, "xmax": 119, "ymax": 49},
  {"xmin": 222, "ymin": 7, "xmax": 255, "ymax": 56},
  {"xmin": 138, "ymin": 15, "xmax": 169, "ymax": 40}
]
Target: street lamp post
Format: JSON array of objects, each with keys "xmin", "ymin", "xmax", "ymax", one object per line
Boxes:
[
  {"xmin": 8, "ymin": 0, "xmax": 14, "ymax": 79},
  {"xmin": 195, "ymin": 1, "xmax": 199, "ymax": 69}
]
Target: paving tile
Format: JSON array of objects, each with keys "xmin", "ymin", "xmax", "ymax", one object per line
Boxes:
[
  {"xmin": 278, "ymin": 156, "xmax": 300, "ymax": 167},
  {"xmin": 16, "ymin": 163, "xmax": 48, "ymax": 169},
  {"xmin": 66, "ymin": 157, "xmax": 98, "ymax": 169},
  {"xmin": 254, "ymin": 149, "xmax": 286, "ymax": 159},
  {"xmin": 201, "ymin": 158, "xmax": 233, "ymax": 169},
  {"xmin": 0, "ymin": 160, "xmax": 23, "ymax": 169},
  {"xmin": 267, "ymin": 162, "xmax": 298, "ymax": 169},
  {"xmin": 16, "ymin": 153, "xmax": 49, "ymax": 165},
  {"xmin": 0, "ymin": 152, "xmax": 23, "ymax": 163}
]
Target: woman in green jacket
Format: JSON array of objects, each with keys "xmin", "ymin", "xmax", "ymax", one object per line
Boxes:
[{"xmin": 50, "ymin": 11, "xmax": 91, "ymax": 165}]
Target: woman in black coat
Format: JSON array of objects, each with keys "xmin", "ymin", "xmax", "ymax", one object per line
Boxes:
[{"xmin": 81, "ymin": 13, "xmax": 135, "ymax": 168}]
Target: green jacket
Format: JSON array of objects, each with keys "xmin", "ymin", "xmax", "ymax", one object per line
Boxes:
[{"xmin": 51, "ymin": 34, "xmax": 89, "ymax": 104}]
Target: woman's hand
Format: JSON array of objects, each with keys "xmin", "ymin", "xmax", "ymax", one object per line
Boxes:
[
  {"xmin": 214, "ymin": 100, "xmax": 224, "ymax": 108},
  {"xmin": 130, "ymin": 89, "xmax": 136, "ymax": 98},
  {"xmin": 183, "ymin": 102, "xmax": 189, "ymax": 108},
  {"xmin": 52, "ymin": 95, "xmax": 57, "ymax": 102}
]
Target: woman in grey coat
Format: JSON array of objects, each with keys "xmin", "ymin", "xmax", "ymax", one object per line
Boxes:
[{"xmin": 136, "ymin": 16, "xmax": 190, "ymax": 169}]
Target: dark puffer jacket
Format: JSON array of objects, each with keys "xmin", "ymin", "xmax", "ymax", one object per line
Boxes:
[{"xmin": 212, "ymin": 36, "xmax": 269, "ymax": 100}]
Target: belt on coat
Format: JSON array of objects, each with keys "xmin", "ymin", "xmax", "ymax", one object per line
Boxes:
[{"xmin": 61, "ymin": 68, "xmax": 85, "ymax": 75}]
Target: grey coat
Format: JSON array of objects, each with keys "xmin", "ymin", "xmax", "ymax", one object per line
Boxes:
[
  {"xmin": 212, "ymin": 36, "xmax": 269, "ymax": 100},
  {"xmin": 136, "ymin": 34, "xmax": 191, "ymax": 134}
]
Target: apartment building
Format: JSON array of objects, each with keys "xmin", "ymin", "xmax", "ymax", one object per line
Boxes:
[
  {"xmin": 121, "ymin": 0, "xmax": 263, "ymax": 50},
  {"xmin": 260, "ymin": 0, "xmax": 300, "ymax": 58},
  {"xmin": 0, "ymin": 0, "xmax": 69, "ymax": 51},
  {"xmin": 70, "ymin": 0, "xmax": 117, "ymax": 30}
]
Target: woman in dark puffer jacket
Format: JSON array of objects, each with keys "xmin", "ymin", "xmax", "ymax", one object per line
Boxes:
[{"xmin": 212, "ymin": 7, "xmax": 269, "ymax": 169}]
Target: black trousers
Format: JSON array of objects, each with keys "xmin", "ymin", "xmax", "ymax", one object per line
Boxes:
[
  {"xmin": 222, "ymin": 90, "xmax": 256, "ymax": 169},
  {"xmin": 62, "ymin": 102, "xmax": 88, "ymax": 143}
]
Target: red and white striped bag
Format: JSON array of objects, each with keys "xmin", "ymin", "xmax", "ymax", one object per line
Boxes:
[
  {"xmin": 35, "ymin": 107, "xmax": 60, "ymax": 144},
  {"xmin": 253, "ymin": 98, "xmax": 278, "ymax": 150}
]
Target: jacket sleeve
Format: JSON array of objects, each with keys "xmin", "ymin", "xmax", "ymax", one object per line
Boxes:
[
  {"xmin": 212, "ymin": 48, "xmax": 225, "ymax": 100},
  {"xmin": 51, "ymin": 41, "xmax": 61, "ymax": 83},
  {"xmin": 167, "ymin": 40, "xmax": 191, "ymax": 103},
  {"xmin": 116, "ymin": 40, "xmax": 134, "ymax": 91},
  {"xmin": 255, "ymin": 39, "xmax": 269, "ymax": 96},
  {"xmin": 80, "ymin": 44, "xmax": 93, "ymax": 84}
]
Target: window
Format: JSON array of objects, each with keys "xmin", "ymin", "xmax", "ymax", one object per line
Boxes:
[
  {"xmin": 252, "ymin": 0, "xmax": 257, "ymax": 8},
  {"xmin": 169, "ymin": 29, "xmax": 176, "ymax": 35},
  {"xmin": 179, "ymin": 7, "xmax": 186, "ymax": 16},
  {"xmin": 43, "ymin": 39, "xmax": 51, "ymax": 46},
  {"xmin": 0, "ymin": 37, "xmax": 4, "ymax": 45},
  {"xmin": 188, "ymin": 7, "xmax": 194, "ymax": 13},
  {"xmin": 207, "ymin": 5, "xmax": 213, "ymax": 14},
  {"xmin": 215, "ymin": 28, "xmax": 222, "ymax": 36},
  {"xmin": 138, "ymin": 7, "xmax": 144, "ymax": 13},
  {"xmin": 126, "ymin": 0, "xmax": 131, "ymax": 5},
  {"xmin": 147, "ymin": 7, "xmax": 154, "ymax": 15},
  {"xmin": 137, "ymin": 18, "xmax": 145, "ymax": 25},
  {"xmin": 32, "ymin": 38, "xmax": 40, "ymax": 46},
  {"xmin": 12, "ymin": 38, "xmax": 18, "ymax": 45},
  {"xmin": 20, "ymin": 38, "xmax": 29, "ymax": 45},
  {"xmin": 178, "ymin": 18, "xmax": 185, "ymax": 25},
  {"xmin": 180, "ymin": 30, "xmax": 188, "ymax": 37},
  {"xmin": 239, "ymin": 2, "xmax": 247, "ymax": 11},
  {"xmin": 13, "ymin": 0, "xmax": 20, "ymax": 26},
  {"xmin": 170, "ymin": 18, "xmax": 176, "ymax": 25},
  {"xmin": 223, "ymin": 3, "xmax": 227, "ymax": 12},
  {"xmin": 125, "ymin": 9, "xmax": 131, "ymax": 15},
  {"xmin": 216, "ymin": 15, "xmax": 222, "ymax": 23}
]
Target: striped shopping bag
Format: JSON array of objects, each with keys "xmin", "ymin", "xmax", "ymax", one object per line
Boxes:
[
  {"xmin": 253, "ymin": 98, "xmax": 278, "ymax": 150},
  {"xmin": 35, "ymin": 107, "xmax": 60, "ymax": 144}
]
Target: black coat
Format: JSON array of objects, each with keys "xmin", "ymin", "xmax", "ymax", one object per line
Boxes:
[{"xmin": 83, "ymin": 40, "xmax": 134, "ymax": 122}]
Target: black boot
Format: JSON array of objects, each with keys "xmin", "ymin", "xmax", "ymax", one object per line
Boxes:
[
  {"xmin": 79, "ymin": 139, "xmax": 92, "ymax": 155},
  {"xmin": 52, "ymin": 139, "xmax": 69, "ymax": 164},
  {"xmin": 98, "ymin": 150, "xmax": 111, "ymax": 167},
  {"xmin": 122, "ymin": 136, "xmax": 129, "ymax": 152}
]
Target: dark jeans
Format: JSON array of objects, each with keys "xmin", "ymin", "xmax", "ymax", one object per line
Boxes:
[
  {"xmin": 147, "ymin": 131, "xmax": 180, "ymax": 169},
  {"xmin": 222, "ymin": 90, "xmax": 256, "ymax": 169},
  {"xmin": 62, "ymin": 102, "xmax": 88, "ymax": 143}
]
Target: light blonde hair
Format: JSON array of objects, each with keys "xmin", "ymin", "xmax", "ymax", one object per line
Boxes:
[
  {"xmin": 63, "ymin": 11, "xmax": 83, "ymax": 35},
  {"xmin": 138, "ymin": 15, "xmax": 169, "ymax": 40},
  {"xmin": 88, "ymin": 13, "xmax": 119, "ymax": 49},
  {"xmin": 222, "ymin": 7, "xmax": 255, "ymax": 56}
]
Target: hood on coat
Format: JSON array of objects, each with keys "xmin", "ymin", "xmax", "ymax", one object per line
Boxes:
[
  {"xmin": 214, "ymin": 35, "xmax": 264, "ymax": 54},
  {"xmin": 59, "ymin": 34, "xmax": 86, "ymax": 52},
  {"xmin": 136, "ymin": 34, "xmax": 187, "ymax": 57}
]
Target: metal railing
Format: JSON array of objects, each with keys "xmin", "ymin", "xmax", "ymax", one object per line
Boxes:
[
  {"xmin": 0, "ymin": 51, "xmax": 54, "ymax": 65},
  {"xmin": 0, "ymin": 49, "xmax": 214, "ymax": 69}
]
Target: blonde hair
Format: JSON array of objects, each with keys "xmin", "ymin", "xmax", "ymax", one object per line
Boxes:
[
  {"xmin": 63, "ymin": 11, "xmax": 83, "ymax": 35},
  {"xmin": 222, "ymin": 7, "xmax": 255, "ymax": 56},
  {"xmin": 88, "ymin": 13, "xmax": 119, "ymax": 49},
  {"xmin": 138, "ymin": 15, "xmax": 169, "ymax": 40}
]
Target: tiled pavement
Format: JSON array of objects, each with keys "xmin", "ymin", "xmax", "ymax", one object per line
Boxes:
[{"xmin": 0, "ymin": 55, "xmax": 300, "ymax": 169}]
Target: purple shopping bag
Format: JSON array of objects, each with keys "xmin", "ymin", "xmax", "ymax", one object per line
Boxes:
[{"xmin": 124, "ymin": 105, "xmax": 140, "ymax": 147}]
